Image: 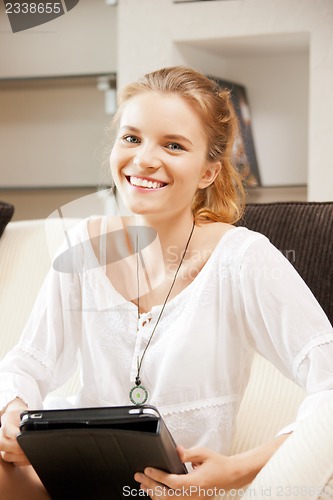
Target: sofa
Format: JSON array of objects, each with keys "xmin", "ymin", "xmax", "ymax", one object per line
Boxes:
[{"xmin": 0, "ymin": 202, "xmax": 332, "ymax": 499}]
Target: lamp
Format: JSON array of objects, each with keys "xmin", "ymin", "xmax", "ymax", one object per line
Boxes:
[{"xmin": 97, "ymin": 76, "xmax": 117, "ymax": 115}]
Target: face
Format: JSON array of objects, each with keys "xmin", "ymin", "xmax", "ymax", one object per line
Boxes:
[{"xmin": 110, "ymin": 91, "xmax": 220, "ymax": 221}]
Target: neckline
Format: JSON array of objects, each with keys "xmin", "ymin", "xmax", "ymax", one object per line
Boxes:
[{"xmin": 84, "ymin": 219, "xmax": 242, "ymax": 315}]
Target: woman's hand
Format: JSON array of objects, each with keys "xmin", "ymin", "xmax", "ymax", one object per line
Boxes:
[
  {"xmin": 134, "ymin": 445, "xmax": 244, "ymax": 499},
  {"xmin": 0, "ymin": 398, "xmax": 30, "ymax": 466},
  {"xmin": 135, "ymin": 435, "xmax": 290, "ymax": 499}
]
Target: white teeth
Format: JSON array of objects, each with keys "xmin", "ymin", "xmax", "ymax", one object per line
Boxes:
[{"xmin": 129, "ymin": 176, "xmax": 164, "ymax": 189}]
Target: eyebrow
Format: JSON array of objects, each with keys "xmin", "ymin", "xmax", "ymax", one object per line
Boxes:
[
  {"xmin": 164, "ymin": 134, "xmax": 193, "ymax": 147},
  {"xmin": 120, "ymin": 126, "xmax": 194, "ymax": 147},
  {"xmin": 120, "ymin": 126, "xmax": 140, "ymax": 133}
]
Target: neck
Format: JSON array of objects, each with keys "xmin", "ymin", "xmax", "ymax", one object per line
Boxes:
[{"xmin": 134, "ymin": 211, "xmax": 195, "ymax": 263}]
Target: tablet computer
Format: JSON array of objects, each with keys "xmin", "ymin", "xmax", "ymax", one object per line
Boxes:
[{"xmin": 18, "ymin": 405, "xmax": 187, "ymax": 500}]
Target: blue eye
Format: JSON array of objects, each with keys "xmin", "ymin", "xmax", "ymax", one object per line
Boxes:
[
  {"xmin": 167, "ymin": 142, "xmax": 184, "ymax": 151},
  {"xmin": 123, "ymin": 135, "xmax": 140, "ymax": 144}
]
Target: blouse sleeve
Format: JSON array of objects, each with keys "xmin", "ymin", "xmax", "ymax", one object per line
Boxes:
[
  {"xmin": 238, "ymin": 234, "xmax": 333, "ymax": 434},
  {"xmin": 0, "ymin": 246, "xmax": 82, "ymax": 412}
]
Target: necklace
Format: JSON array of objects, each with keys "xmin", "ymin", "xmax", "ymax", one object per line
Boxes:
[{"xmin": 129, "ymin": 221, "xmax": 195, "ymax": 405}]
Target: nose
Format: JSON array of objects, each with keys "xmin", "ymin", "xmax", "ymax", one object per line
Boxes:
[{"xmin": 133, "ymin": 145, "xmax": 162, "ymax": 169}]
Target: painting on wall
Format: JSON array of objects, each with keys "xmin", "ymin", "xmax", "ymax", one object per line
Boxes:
[{"xmin": 208, "ymin": 76, "xmax": 261, "ymax": 187}]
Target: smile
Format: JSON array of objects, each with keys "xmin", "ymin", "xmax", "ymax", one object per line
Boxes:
[{"xmin": 126, "ymin": 176, "xmax": 168, "ymax": 190}]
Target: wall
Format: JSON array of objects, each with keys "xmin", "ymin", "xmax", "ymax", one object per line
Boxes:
[
  {"xmin": 0, "ymin": 0, "xmax": 117, "ymax": 77},
  {"xmin": 0, "ymin": 80, "xmax": 112, "ymax": 187},
  {"xmin": 0, "ymin": 0, "xmax": 117, "ymax": 187},
  {"xmin": 117, "ymin": 0, "xmax": 333, "ymax": 201}
]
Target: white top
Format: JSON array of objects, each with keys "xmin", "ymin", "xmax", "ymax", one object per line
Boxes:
[{"xmin": 0, "ymin": 220, "xmax": 332, "ymax": 454}]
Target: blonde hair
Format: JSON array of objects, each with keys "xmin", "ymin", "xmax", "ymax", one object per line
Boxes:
[{"xmin": 113, "ymin": 66, "xmax": 246, "ymax": 224}]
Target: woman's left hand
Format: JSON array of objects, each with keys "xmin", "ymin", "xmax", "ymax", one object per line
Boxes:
[
  {"xmin": 134, "ymin": 434, "xmax": 290, "ymax": 499},
  {"xmin": 134, "ymin": 445, "xmax": 243, "ymax": 499}
]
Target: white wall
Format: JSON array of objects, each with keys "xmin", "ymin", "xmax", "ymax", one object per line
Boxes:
[
  {"xmin": 117, "ymin": 0, "xmax": 333, "ymax": 201},
  {"xmin": 0, "ymin": 81, "xmax": 111, "ymax": 187},
  {"xmin": 0, "ymin": 0, "xmax": 117, "ymax": 187},
  {"xmin": 0, "ymin": 0, "xmax": 117, "ymax": 77}
]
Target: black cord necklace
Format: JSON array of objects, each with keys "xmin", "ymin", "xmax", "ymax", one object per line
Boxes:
[{"xmin": 129, "ymin": 221, "xmax": 195, "ymax": 405}]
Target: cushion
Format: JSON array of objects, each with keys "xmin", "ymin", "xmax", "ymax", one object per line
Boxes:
[
  {"xmin": 0, "ymin": 201, "xmax": 14, "ymax": 238},
  {"xmin": 237, "ymin": 202, "xmax": 333, "ymax": 324}
]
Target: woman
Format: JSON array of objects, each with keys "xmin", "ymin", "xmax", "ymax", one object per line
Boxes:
[{"xmin": 0, "ymin": 66, "xmax": 332, "ymax": 499}]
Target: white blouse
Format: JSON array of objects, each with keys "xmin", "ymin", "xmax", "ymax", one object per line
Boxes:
[{"xmin": 0, "ymin": 220, "xmax": 332, "ymax": 454}]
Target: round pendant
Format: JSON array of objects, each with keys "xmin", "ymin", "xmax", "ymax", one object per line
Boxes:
[{"xmin": 129, "ymin": 384, "xmax": 148, "ymax": 405}]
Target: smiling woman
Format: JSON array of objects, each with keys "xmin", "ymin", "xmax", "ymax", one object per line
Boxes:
[
  {"xmin": 110, "ymin": 66, "xmax": 245, "ymax": 225},
  {"xmin": 0, "ymin": 67, "xmax": 332, "ymax": 500},
  {"xmin": 110, "ymin": 91, "xmax": 224, "ymax": 222}
]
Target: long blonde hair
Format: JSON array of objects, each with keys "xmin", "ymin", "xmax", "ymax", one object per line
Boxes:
[{"xmin": 113, "ymin": 66, "xmax": 246, "ymax": 224}]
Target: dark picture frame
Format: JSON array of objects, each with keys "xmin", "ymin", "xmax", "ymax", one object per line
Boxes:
[{"xmin": 208, "ymin": 76, "xmax": 261, "ymax": 186}]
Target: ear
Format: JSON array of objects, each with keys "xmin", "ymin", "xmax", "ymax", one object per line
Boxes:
[{"xmin": 198, "ymin": 160, "xmax": 221, "ymax": 189}]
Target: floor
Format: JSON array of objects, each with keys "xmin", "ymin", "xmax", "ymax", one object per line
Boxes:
[{"xmin": 0, "ymin": 185, "xmax": 307, "ymax": 222}]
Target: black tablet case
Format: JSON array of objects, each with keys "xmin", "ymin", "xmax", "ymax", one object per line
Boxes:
[{"xmin": 17, "ymin": 405, "xmax": 186, "ymax": 500}]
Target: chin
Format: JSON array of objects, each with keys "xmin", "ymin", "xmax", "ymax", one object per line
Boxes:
[
  {"xmin": 130, "ymin": 206, "xmax": 157, "ymax": 217},
  {"xmin": 119, "ymin": 199, "xmax": 153, "ymax": 217}
]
